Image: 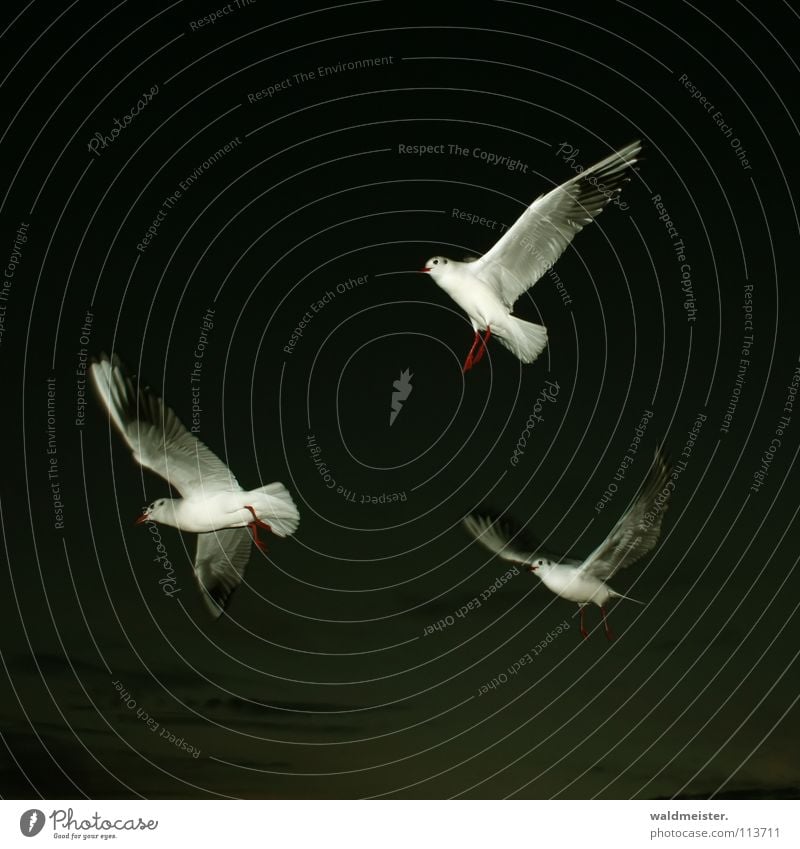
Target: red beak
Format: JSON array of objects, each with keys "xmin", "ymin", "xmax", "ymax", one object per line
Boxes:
[
  {"xmin": 135, "ymin": 513, "xmax": 148, "ymax": 525},
  {"xmin": 526, "ymin": 565, "xmax": 538, "ymax": 573},
  {"xmin": 420, "ymin": 267, "xmax": 431, "ymax": 273}
]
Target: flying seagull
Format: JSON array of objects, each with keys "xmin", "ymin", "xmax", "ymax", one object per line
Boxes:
[
  {"xmin": 422, "ymin": 141, "xmax": 641, "ymax": 372},
  {"xmin": 463, "ymin": 447, "xmax": 670, "ymax": 640},
  {"xmin": 90, "ymin": 353, "xmax": 300, "ymax": 617}
]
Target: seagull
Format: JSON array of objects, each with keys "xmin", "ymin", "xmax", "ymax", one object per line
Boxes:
[
  {"xmin": 421, "ymin": 141, "xmax": 641, "ymax": 372},
  {"xmin": 90, "ymin": 353, "xmax": 300, "ymax": 618},
  {"xmin": 463, "ymin": 448, "xmax": 670, "ymax": 640}
]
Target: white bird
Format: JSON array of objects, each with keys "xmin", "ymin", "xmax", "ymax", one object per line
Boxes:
[
  {"xmin": 421, "ymin": 141, "xmax": 641, "ymax": 372},
  {"xmin": 463, "ymin": 448, "xmax": 670, "ymax": 640},
  {"xmin": 90, "ymin": 353, "xmax": 300, "ymax": 618}
]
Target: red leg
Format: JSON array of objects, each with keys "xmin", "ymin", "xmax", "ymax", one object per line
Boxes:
[
  {"xmin": 462, "ymin": 332, "xmax": 481, "ymax": 373},
  {"xmin": 600, "ymin": 606, "xmax": 615, "ymax": 642},
  {"xmin": 472, "ymin": 326, "xmax": 492, "ymax": 365},
  {"xmin": 579, "ymin": 605, "xmax": 588, "ymax": 640},
  {"xmin": 244, "ymin": 505, "xmax": 272, "ymax": 552},
  {"xmin": 244, "ymin": 505, "xmax": 271, "ymax": 529}
]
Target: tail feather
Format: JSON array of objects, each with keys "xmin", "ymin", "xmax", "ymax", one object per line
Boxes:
[
  {"xmin": 609, "ymin": 589, "xmax": 645, "ymax": 604},
  {"xmin": 494, "ymin": 316, "xmax": 548, "ymax": 364},
  {"xmin": 250, "ymin": 482, "xmax": 300, "ymax": 537}
]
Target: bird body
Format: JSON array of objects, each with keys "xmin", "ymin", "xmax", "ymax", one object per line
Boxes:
[
  {"xmin": 426, "ymin": 260, "xmax": 547, "ymax": 365},
  {"xmin": 90, "ymin": 353, "xmax": 299, "ymax": 617},
  {"xmin": 144, "ymin": 484, "xmax": 299, "ymax": 536},
  {"xmin": 464, "ymin": 447, "xmax": 670, "ymax": 639},
  {"xmin": 430, "ymin": 259, "xmax": 506, "ymax": 328},
  {"xmin": 423, "ymin": 141, "xmax": 642, "ymax": 371},
  {"xmin": 533, "ymin": 563, "xmax": 615, "ymax": 607}
]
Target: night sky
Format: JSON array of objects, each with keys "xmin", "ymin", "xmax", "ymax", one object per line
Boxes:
[{"xmin": 1, "ymin": 0, "xmax": 799, "ymax": 799}]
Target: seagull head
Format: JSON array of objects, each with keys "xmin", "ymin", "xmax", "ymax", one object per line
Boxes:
[
  {"xmin": 136, "ymin": 498, "xmax": 169, "ymax": 525},
  {"xmin": 526, "ymin": 558, "xmax": 553, "ymax": 575},
  {"xmin": 420, "ymin": 256, "xmax": 453, "ymax": 279}
]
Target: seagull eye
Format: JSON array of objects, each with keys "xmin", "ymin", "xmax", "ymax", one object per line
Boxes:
[
  {"xmin": 443, "ymin": 259, "xmax": 448, "ymax": 264},
  {"xmin": 538, "ymin": 560, "xmax": 543, "ymax": 566},
  {"xmin": 433, "ymin": 259, "xmax": 439, "ymax": 265}
]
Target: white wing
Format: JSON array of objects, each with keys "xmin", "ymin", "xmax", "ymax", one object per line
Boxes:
[
  {"xmin": 470, "ymin": 141, "xmax": 641, "ymax": 309},
  {"xmin": 194, "ymin": 528, "xmax": 252, "ymax": 617},
  {"xmin": 464, "ymin": 515, "xmax": 587, "ymax": 571},
  {"xmin": 579, "ymin": 448, "xmax": 670, "ymax": 581},
  {"xmin": 463, "ymin": 515, "xmax": 535, "ymax": 563},
  {"xmin": 90, "ymin": 353, "xmax": 239, "ymax": 498},
  {"xmin": 463, "ymin": 515, "xmax": 583, "ymax": 567}
]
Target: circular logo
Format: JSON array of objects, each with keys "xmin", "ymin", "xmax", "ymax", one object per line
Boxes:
[{"xmin": 19, "ymin": 809, "xmax": 46, "ymax": 837}]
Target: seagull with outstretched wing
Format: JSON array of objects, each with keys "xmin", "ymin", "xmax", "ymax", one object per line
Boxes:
[
  {"xmin": 464, "ymin": 447, "xmax": 670, "ymax": 640},
  {"xmin": 90, "ymin": 353, "xmax": 299, "ymax": 617},
  {"xmin": 421, "ymin": 141, "xmax": 641, "ymax": 372}
]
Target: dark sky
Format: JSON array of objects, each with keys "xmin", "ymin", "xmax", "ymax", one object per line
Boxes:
[{"xmin": 1, "ymin": 0, "xmax": 799, "ymax": 799}]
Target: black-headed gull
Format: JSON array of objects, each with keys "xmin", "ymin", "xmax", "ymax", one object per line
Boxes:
[
  {"xmin": 422, "ymin": 141, "xmax": 641, "ymax": 372},
  {"xmin": 90, "ymin": 353, "xmax": 300, "ymax": 617},
  {"xmin": 463, "ymin": 448, "xmax": 669, "ymax": 640}
]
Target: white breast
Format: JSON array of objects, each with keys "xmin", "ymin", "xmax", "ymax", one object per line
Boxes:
[
  {"xmin": 539, "ymin": 566, "xmax": 611, "ymax": 605},
  {"xmin": 435, "ymin": 267, "xmax": 508, "ymax": 328}
]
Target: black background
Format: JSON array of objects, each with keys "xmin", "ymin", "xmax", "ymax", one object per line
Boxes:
[{"xmin": 1, "ymin": 0, "xmax": 798, "ymax": 799}]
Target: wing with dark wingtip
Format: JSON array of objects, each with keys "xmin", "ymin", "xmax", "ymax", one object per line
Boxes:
[
  {"xmin": 194, "ymin": 528, "xmax": 253, "ymax": 618},
  {"xmin": 471, "ymin": 141, "xmax": 641, "ymax": 308},
  {"xmin": 463, "ymin": 514, "xmax": 584, "ymax": 567},
  {"xmin": 90, "ymin": 353, "xmax": 238, "ymax": 497},
  {"xmin": 463, "ymin": 514, "xmax": 534, "ymax": 563},
  {"xmin": 579, "ymin": 448, "xmax": 671, "ymax": 581}
]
